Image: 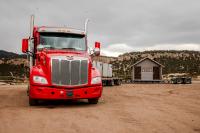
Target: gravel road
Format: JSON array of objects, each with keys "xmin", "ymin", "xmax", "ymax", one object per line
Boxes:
[{"xmin": 0, "ymin": 83, "xmax": 200, "ymax": 133}]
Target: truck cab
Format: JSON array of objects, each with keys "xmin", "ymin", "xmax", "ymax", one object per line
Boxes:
[{"xmin": 22, "ymin": 16, "xmax": 102, "ymax": 105}]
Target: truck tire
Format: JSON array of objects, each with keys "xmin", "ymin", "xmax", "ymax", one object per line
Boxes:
[
  {"xmin": 117, "ymin": 80, "xmax": 121, "ymax": 85},
  {"xmin": 88, "ymin": 98, "xmax": 99, "ymax": 104},
  {"xmin": 171, "ymin": 79, "xmax": 177, "ymax": 84},
  {"xmin": 110, "ymin": 80, "xmax": 114, "ymax": 86},
  {"xmin": 29, "ymin": 98, "xmax": 38, "ymax": 106},
  {"xmin": 114, "ymin": 79, "xmax": 121, "ymax": 85},
  {"xmin": 186, "ymin": 78, "xmax": 192, "ymax": 84},
  {"xmin": 177, "ymin": 78, "xmax": 182, "ymax": 84}
]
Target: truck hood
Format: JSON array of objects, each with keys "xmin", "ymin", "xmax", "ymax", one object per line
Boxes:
[
  {"xmin": 38, "ymin": 49, "xmax": 91, "ymax": 59},
  {"xmin": 32, "ymin": 50, "xmax": 92, "ymax": 88}
]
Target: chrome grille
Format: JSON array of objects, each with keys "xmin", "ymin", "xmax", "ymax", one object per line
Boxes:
[{"xmin": 51, "ymin": 57, "xmax": 88, "ymax": 86}]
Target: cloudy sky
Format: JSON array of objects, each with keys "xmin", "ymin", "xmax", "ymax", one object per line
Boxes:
[{"xmin": 0, "ymin": 0, "xmax": 200, "ymax": 57}]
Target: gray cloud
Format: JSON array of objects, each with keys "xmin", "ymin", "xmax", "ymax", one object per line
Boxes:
[{"xmin": 0, "ymin": 0, "xmax": 200, "ymax": 55}]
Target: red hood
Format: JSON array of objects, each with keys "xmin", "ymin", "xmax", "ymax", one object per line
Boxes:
[
  {"xmin": 32, "ymin": 49, "xmax": 93, "ymax": 88},
  {"xmin": 38, "ymin": 49, "xmax": 90, "ymax": 59}
]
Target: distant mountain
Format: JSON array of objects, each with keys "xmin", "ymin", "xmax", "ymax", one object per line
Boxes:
[
  {"xmin": 0, "ymin": 50, "xmax": 26, "ymax": 59},
  {"xmin": 0, "ymin": 50, "xmax": 27, "ymax": 76},
  {"xmin": 111, "ymin": 50, "xmax": 200, "ymax": 79}
]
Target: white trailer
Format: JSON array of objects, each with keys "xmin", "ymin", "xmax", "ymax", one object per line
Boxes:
[{"xmin": 93, "ymin": 61, "xmax": 121, "ymax": 86}]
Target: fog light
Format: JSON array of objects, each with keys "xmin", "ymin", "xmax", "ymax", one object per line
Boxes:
[{"xmin": 91, "ymin": 77, "xmax": 101, "ymax": 84}]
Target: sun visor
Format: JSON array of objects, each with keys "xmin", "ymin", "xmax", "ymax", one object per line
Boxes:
[{"xmin": 38, "ymin": 27, "xmax": 85, "ymax": 35}]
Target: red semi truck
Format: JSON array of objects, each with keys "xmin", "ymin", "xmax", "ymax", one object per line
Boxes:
[{"xmin": 22, "ymin": 15, "xmax": 103, "ymax": 106}]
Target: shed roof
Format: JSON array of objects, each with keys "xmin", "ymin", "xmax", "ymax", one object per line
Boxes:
[{"xmin": 132, "ymin": 57, "xmax": 164, "ymax": 67}]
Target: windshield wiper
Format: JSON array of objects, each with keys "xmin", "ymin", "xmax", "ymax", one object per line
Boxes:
[
  {"xmin": 43, "ymin": 46, "xmax": 55, "ymax": 49},
  {"xmin": 61, "ymin": 48, "xmax": 77, "ymax": 50}
]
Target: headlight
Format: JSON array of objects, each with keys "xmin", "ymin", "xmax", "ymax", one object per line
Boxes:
[
  {"xmin": 33, "ymin": 76, "xmax": 48, "ymax": 84},
  {"xmin": 91, "ymin": 77, "xmax": 101, "ymax": 84}
]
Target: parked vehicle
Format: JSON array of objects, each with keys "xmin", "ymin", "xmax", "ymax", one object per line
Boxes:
[
  {"xmin": 163, "ymin": 73, "xmax": 192, "ymax": 84},
  {"xmin": 93, "ymin": 61, "xmax": 121, "ymax": 86},
  {"xmin": 22, "ymin": 15, "xmax": 103, "ymax": 105}
]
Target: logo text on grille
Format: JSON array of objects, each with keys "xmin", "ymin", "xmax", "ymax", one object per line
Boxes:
[{"xmin": 66, "ymin": 56, "xmax": 73, "ymax": 60}]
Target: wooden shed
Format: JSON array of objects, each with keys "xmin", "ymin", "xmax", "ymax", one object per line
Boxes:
[{"xmin": 132, "ymin": 58, "xmax": 164, "ymax": 82}]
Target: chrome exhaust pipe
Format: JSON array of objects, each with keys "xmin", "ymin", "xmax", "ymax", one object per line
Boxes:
[{"xmin": 29, "ymin": 15, "xmax": 34, "ymax": 68}]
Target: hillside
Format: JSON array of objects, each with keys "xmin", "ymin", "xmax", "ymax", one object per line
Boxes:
[
  {"xmin": 0, "ymin": 50, "xmax": 26, "ymax": 59},
  {"xmin": 0, "ymin": 50, "xmax": 199, "ymax": 78},
  {"xmin": 111, "ymin": 50, "xmax": 200, "ymax": 79},
  {"xmin": 0, "ymin": 50, "xmax": 27, "ymax": 76}
]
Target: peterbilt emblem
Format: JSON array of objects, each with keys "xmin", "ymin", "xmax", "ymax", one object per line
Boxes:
[{"xmin": 66, "ymin": 56, "xmax": 73, "ymax": 60}]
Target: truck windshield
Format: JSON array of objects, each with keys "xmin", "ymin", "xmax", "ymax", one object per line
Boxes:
[{"xmin": 40, "ymin": 33, "xmax": 86, "ymax": 51}]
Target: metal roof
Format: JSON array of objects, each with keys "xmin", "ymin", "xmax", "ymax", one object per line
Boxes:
[{"xmin": 132, "ymin": 57, "xmax": 164, "ymax": 67}]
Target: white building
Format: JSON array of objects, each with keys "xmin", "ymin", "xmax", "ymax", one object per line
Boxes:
[{"xmin": 132, "ymin": 58, "xmax": 164, "ymax": 82}]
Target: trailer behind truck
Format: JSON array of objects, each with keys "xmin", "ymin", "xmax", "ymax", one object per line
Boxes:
[{"xmin": 93, "ymin": 61, "xmax": 121, "ymax": 86}]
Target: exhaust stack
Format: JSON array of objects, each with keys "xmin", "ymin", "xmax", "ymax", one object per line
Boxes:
[
  {"xmin": 84, "ymin": 19, "xmax": 90, "ymax": 35},
  {"xmin": 29, "ymin": 15, "xmax": 34, "ymax": 68}
]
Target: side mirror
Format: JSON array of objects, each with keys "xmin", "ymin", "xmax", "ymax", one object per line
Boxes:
[
  {"xmin": 94, "ymin": 42, "xmax": 101, "ymax": 56},
  {"xmin": 22, "ymin": 38, "xmax": 29, "ymax": 53}
]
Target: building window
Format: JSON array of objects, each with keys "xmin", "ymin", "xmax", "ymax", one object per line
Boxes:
[{"xmin": 142, "ymin": 67, "xmax": 152, "ymax": 72}]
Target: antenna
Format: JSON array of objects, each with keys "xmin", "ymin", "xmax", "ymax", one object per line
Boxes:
[{"xmin": 84, "ymin": 18, "xmax": 90, "ymax": 35}]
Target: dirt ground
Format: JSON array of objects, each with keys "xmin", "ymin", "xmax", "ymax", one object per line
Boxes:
[{"xmin": 0, "ymin": 83, "xmax": 200, "ymax": 133}]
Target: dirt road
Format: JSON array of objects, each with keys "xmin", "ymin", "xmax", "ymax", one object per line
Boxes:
[{"xmin": 0, "ymin": 83, "xmax": 200, "ymax": 133}]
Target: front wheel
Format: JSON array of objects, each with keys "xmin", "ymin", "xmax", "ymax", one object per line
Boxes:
[
  {"xmin": 29, "ymin": 98, "xmax": 38, "ymax": 106},
  {"xmin": 88, "ymin": 98, "xmax": 99, "ymax": 104}
]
